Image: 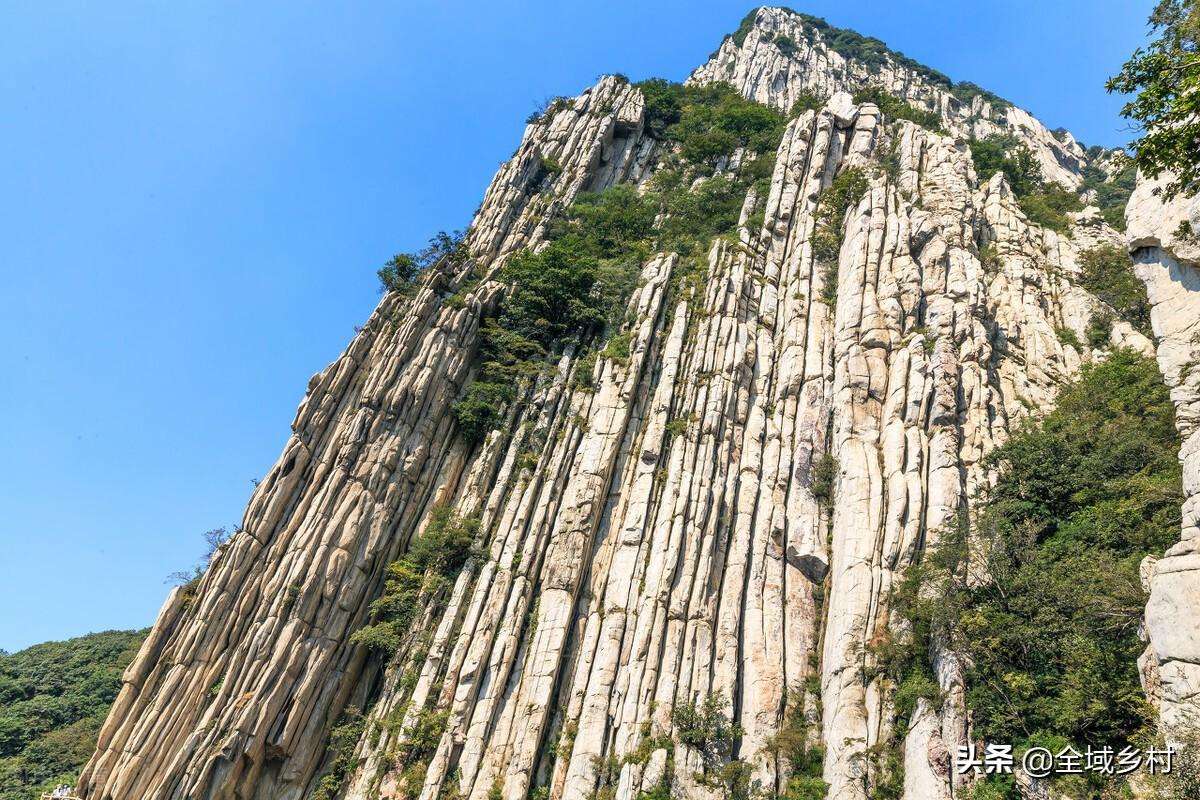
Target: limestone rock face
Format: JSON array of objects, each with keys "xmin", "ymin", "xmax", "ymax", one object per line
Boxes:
[
  {"xmin": 1126, "ymin": 173, "xmax": 1200, "ymax": 740},
  {"xmin": 78, "ymin": 9, "xmax": 1167, "ymax": 800}
]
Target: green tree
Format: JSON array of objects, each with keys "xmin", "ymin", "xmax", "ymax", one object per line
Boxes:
[
  {"xmin": 968, "ymin": 136, "xmax": 1043, "ymax": 197},
  {"xmin": 1108, "ymin": 0, "xmax": 1200, "ymax": 199},
  {"xmin": 378, "ymin": 230, "xmax": 466, "ymax": 293},
  {"xmin": 1076, "ymin": 244, "xmax": 1154, "ymax": 336}
]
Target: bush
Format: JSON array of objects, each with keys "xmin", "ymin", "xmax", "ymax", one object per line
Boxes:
[
  {"xmin": 968, "ymin": 136, "xmax": 1042, "ymax": 197},
  {"xmin": 810, "ymin": 167, "xmax": 869, "ymax": 303},
  {"xmin": 378, "ymin": 230, "xmax": 466, "ymax": 294},
  {"xmin": 789, "ymin": 91, "xmax": 828, "ymax": 117},
  {"xmin": 950, "ymin": 82, "xmax": 1011, "ymax": 110},
  {"xmin": 453, "ymin": 185, "xmax": 658, "ymax": 441},
  {"xmin": 852, "ymin": 87, "xmax": 943, "ymax": 133},
  {"xmin": 311, "ymin": 712, "xmax": 366, "ymax": 800},
  {"xmin": 774, "ymin": 34, "xmax": 798, "ymax": 56},
  {"xmin": 810, "ymin": 454, "xmax": 838, "ymax": 500},
  {"xmin": 351, "ymin": 507, "xmax": 479, "ymax": 653},
  {"xmin": 1017, "ymin": 187, "xmax": 1083, "ymax": 233},
  {"xmin": 635, "ymin": 80, "xmax": 785, "ymax": 169},
  {"xmin": 1081, "ymin": 160, "xmax": 1136, "ymax": 232},
  {"xmin": 1055, "ymin": 326, "xmax": 1082, "ymax": 349},
  {"xmin": 1086, "ymin": 310, "xmax": 1114, "ymax": 348},
  {"xmin": 653, "ymin": 173, "xmax": 746, "ymax": 255},
  {"xmin": 672, "ymin": 694, "xmax": 742, "ymax": 774},
  {"xmin": 1077, "ymin": 244, "xmax": 1152, "ymax": 336}
]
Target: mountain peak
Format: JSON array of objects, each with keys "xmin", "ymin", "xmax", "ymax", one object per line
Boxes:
[{"xmin": 692, "ymin": 5, "xmax": 1090, "ymax": 188}]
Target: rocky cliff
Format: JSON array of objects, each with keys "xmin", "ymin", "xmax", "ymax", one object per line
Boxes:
[
  {"xmin": 1127, "ymin": 175, "xmax": 1200, "ymax": 742},
  {"xmin": 78, "ymin": 8, "xmax": 1180, "ymax": 800}
]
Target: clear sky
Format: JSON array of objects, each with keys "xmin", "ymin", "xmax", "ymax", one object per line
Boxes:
[{"xmin": 0, "ymin": 0, "xmax": 1155, "ymax": 652}]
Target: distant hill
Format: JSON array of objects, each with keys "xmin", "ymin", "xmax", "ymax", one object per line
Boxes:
[{"xmin": 0, "ymin": 630, "xmax": 145, "ymax": 800}]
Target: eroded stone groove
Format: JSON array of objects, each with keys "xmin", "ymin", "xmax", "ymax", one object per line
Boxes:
[{"xmin": 79, "ymin": 10, "xmax": 1165, "ymax": 800}]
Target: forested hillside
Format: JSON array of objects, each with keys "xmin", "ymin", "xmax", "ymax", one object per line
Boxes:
[{"xmin": 0, "ymin": 631, "xmax": 144, "ymax": 800}]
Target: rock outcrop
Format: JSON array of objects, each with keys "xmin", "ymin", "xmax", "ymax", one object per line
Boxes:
[
  {"xmin": 78, "ymin": 8, "xmax": 1167, "ymax": 800},
  {"xmin": 1127, "ymin": 174, "xmax": 1200, "ymax": 740}
]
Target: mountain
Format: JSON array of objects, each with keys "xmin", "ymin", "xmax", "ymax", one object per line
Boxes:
[{"xmin": 71, "ymin": 7, "xmax": 1200, "ymax": 800}]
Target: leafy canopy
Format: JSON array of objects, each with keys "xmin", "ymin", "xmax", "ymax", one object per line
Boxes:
[
  {"xmin": 1108, "ymin": 0, "xmax": 1200, "ymax": 199},
  {"xmin": 1076, "ymin": 244, "xmax": 1153, "ymax": 336},
  {"xmin": 378, "ymin": 230, "xmax": 466, "ymax": 294}
]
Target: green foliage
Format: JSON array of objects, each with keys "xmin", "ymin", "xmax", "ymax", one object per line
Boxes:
[
  {"xmin": 1081, "ymin": 159, "xmax": 1136, "ymax": 232},
  {"xmin": 968, "ymin": 136, "xmax": 1043, "ymax": 196},
  {"xmin": 784, "ymin": 11, "xmax": 952, "ymax": 87},
  {"xmin": 968, "ymin": 775, "xmax": 1018, "ymax": 800},
  {"xmin": 810, "ymin": 454, "xmax": 838, "ymax": 501},
  {"xmin": 538, "ymin": 155, "xmax": 563, "ymax": 178},
  {"xmin": 378, "ymin": 253, "xmax": 419, "ymax": 293},
  {"xmin": 773, "ymin": 34, "xmax": 799, "ymax": 56},
  {"xmin": 0, "ymin": 630, "xmax": 146, "ymax": 800},
  {"xmin": 651, "ymin": 172, "xmax": 746, "ymax": 256},
  {"xmin": 310, "ymin": 712, "xmax": 366, "ymax": 800},
  {"xmin": 167, "ymin": 526, "xmax": 233, "ymax": 593},
  {"xmin": 647, "ymin": 82, "xmax": 785, "ymax": 169},
  {"xmin": 810, "ymin": 168, "xmax": 869, "ymax": 307},
  {"xmin": 461, "ymin": 83, "xmax": 784, "ymax": 442},
  {"xmin": 1108, "ymin": 0, "xmax": 1200, "ymax": 199},
  {"xmin": 671, "ymin": 694, "xmax": 743, "ymax": 774},
  {"xmin": 664, "ymin": 416, "xmax": 690, "ymax": 438},
  {"xmin": 729, "ymin": 9, "xmax": 760, "ymax": 48},
  {"xmin": 968, "ymin": 134, "xmax": 1095, "ymax": 235},
  {"xmin": 789, "ymin": 91, "xmax": 828, "ymax": 117},
  {"xmin": 378, "ymin": 230, "xmax": 466, "ymax": 294},
  {"xmin": 950, "ymin": 82, "xmax": 1011, "ymax": 110},
  {"xmin": 891, "ymin": 351, "xmax": 1179, "ymax": 799},
  {"xmin": 1017, "ymin": 187, "xmax": 1084, "ymax": 234},
  {"xmin": 851, "ymin": 87, "xmax": 944, "ymax": 132},
  {"xmin": 671, "ymin": 694, "xmax": 756, "ymax": 800},
  {"xmin": 453, "ymin": 185, "xmax": 656, "ymax": 440},
  {"xmin": 1076, "ymin": 244, "xmax": 1153, "ymax": 336},
  {"xmin": 767, "ymin": 692, "xmax": 827, "ymax": 800},
  {"xmin": 601, "ymin": 331, "xmax": 632, "ymax": 365},
  {"xmin": 969, "ymin": 350, "xmax": 1179, "ymax": 749},
  {"xmin": 1086, "ymin": 310, "xmax": 1114, "ymax": 349},
  {"xmin": 351, "ymin": 506, "xmax": 479, "ymax": 654},
  {"xmin": 978, "ymin": 242, "xmax": 1001, "ymax": 272},
  {"xmin": 1055, "ymin": 326, "xmax": 1082, "ymax": 349},
  {"xmin": 384, "ymin": 707, "xmax": 449, "ymax": 798}
]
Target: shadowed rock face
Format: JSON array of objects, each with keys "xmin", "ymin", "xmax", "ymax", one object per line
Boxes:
[{"xmin": 78, "ymin": 9, "xmax": 1163, "ymax": 800}]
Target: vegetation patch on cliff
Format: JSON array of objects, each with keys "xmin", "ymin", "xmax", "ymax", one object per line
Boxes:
[
  {"xmin": 968, "ymin": 135, "xmax": 1084, "ymax": 233},
  {"xmin": 455, "ymin": 83, "xmax": 785, "ymax": 442},
  {"xmin": 1076, "ymin": 244, "xmax": 1154, "ymax": 336},
  {"xmin": 884, "ymin": 350, "xmax": 1180, "ymax": 799},
  {"xmin": 851, "ymin": 87, "xmax": 943, "ymax": 133},
  {"xmin": 351, "ymin": 506, "xmax": 480, "ymax": 654}
]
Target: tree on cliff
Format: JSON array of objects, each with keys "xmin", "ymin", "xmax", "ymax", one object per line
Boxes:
[{"xmin": 1109, "ymin": 0, "xmax": 1200, "ymax": 198}]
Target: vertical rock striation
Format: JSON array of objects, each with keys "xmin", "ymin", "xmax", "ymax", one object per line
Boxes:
[{"xmin": 79, "ymin": 8, "xmax": 1167, "ymax": 800}]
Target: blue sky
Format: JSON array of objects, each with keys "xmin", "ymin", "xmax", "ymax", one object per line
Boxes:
[{"xmin": 0, "ymin": 0, "xmax": 1154, "ymax": 652}]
